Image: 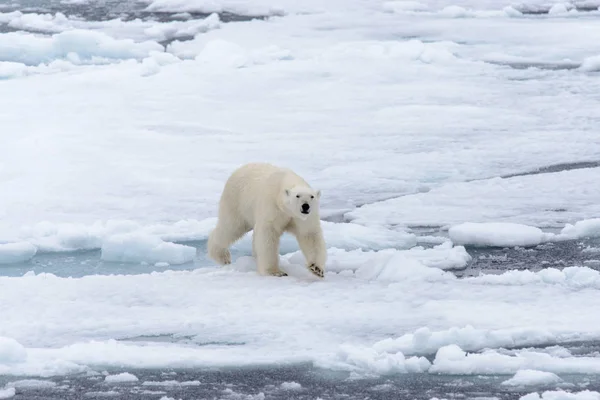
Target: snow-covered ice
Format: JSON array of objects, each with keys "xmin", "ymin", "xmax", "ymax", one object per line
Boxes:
[
  {"xmin": 449, "ymin": 222, "xmax": 548, "ymax": 247},
  {"xmin": 2, "ymin": 0, "xmax": 600, "ymax": 387}
]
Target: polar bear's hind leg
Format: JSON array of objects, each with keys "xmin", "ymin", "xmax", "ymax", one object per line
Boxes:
[{"xmin": 207, "ymin": 216, "xmax": 250, "ymax": 265}]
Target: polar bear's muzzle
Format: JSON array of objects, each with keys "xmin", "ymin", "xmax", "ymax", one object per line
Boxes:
[{"xmin": 301, "ymin": 203, "xmax": 310, "ymax": 214}]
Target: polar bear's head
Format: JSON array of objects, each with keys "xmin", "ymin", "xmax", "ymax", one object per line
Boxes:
[{"xmin": 283, "ymin": 186, "xmax": 321, "ymax": 220}]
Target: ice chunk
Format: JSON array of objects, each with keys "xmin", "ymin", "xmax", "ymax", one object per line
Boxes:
[
  {"xmin": 0, "ymin": 337, "xmax": 27, "ymax": 364},
  {"xmin": 100, "ymin": 233, "xmax": 196, "ymax": 265},
  {"xmin": 321, "ymin": 221, "xmax": 417, "ymax": 250},
  {"xmin": 104, "ymin": 372, "xmax": 139, "ymax": 383},
  {"xmin": 467, "ymin": 266, "xmax": 600, "ymax": 289},
  {"xmin": 5, "ymin": 380, "xmax": 56, "ymax": 389},
  {"xmin": 382, "ymin": 1, "xmax": 429, "ymax": 13},
  {"xmin": 0, "ymin": 388, "xmax": 15, "ymax": 400},
  {"xmin": 0, "ymin": 242, "xmax": 37, "ymax": 264},
  {"xmin": 521, "ymin": 390, "xmax": 600, "ymax": 400},
  {"xmin": 430, "ymin": 345, "xmax": 600, "ymax": 375},
  {"xmin": 502, "ymin": 370, "xmax": 562, "ymax": 387},
  {"xmin": 449, "ymin": 222, "xmax": 546, "ymax": 247},
  {"xmin": 548, "ymin": 3, "xmax": 571, "ymax": 14},
  {"xmin": 324, "ymin": 344, "xmax": 431, "ymax": 375},
  {"xmin": 580, "ymin": 55, "xmax": 600, "ymax": 72},
  {"xmin": 560, "ymin": 219, "xmax": 600, "ymax": 239},
  {"xmin": 142, "ymin": 380, "xmax": 201, "ymax": 386},
  {"xmin": 280, "ymin": 381, "xmax": 302, "ymax": 390},
  {"xmin": 142, "ymin": 0, "xmax": 284, "ymax": 16},
  {"xmin": 0, "ymin": 30, "xmax": 163, "ymax": 66},
  {"xmin": 354, "ymin": 252, "xmax": 453, "ymax": 282},
  {"xmin": 370, "ymin": 326, "xmax": 570, "ymax": 357}
]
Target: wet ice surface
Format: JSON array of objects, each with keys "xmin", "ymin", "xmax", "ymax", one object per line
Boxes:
[{"xmin": 3, "ymin": 365, "xmax": 600, "ymax": 400}]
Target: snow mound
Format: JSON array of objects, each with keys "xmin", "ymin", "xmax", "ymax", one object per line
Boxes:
[
  {"xmin": 0, "ymin": 30, "xmax": 163, "ymax": 66},
  {"xmin": 105, "ymin": 372, "xmax": 139, "ymax": 383},
  {"xmin": 0, "ymin": 242, "xmax": 37, "ymax": 264},
  {"xmin": 0, "ymin": 388, "xmax": 15, "ymax": 400},
  {"xmin": 0, "ymin": 337, "xmax": 27, "ymax": 364},
  {"xmin": 449, "ymin": 222, "xmax": 547, "ymax": 247},
  {"xmin": 100, "ymin": 233, "xmax": 196, "ymax": 265},
  {"xmin": 502, "ymin": 369, "xmax": 562, "ymax": 387},
  {"xmin": 521, "ymin": 390, "xmax": 600, "ymax": 400}
]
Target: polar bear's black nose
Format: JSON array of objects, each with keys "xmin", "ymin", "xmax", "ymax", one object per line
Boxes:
[{"xmin": 301, "ymin": 203, "xmax": 310, "ymax": 213}]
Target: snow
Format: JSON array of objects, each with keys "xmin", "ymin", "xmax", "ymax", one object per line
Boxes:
[
  {"xmin": 0, "ymin": 242, "xmax": 37, "ymax": 264},
  {"xmin": 1, "ymin": 0, "xmax": 600, "ymax": 385},
  {"xmin": 449, "ymin": 222, "xmax": 548, "ymax": 247},
  {"xmin": 104, "ymin": 372, "xmax": 139, "ymax": 383},
  {"xmin": 502, "ymin": 370, "xmax": 562, "ymax": 387}
]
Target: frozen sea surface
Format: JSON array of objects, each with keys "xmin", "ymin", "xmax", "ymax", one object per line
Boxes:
[{"xmin": 2, "ymin": 0, "xmax": 600, "ymax": 398}]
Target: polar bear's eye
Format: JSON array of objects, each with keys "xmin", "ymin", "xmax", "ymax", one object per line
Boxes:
[
  {"xmin": 296, "ymin": 195, "xmax": 300, "ymax": 198},
  {"xmin": 310, "ymin": 195, "xmax": 314, "ymax": 199}
]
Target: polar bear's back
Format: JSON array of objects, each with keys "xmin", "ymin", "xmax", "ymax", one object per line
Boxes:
[{"xmin": 219, "ymin": 162, "xmax": 307, "ymax": 226}]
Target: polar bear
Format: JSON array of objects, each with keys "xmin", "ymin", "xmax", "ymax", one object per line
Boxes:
[{"xmin": 207, "ymin": 162, "xmax": 327, "ymax": 278}]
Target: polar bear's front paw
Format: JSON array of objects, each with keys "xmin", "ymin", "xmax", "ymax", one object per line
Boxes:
[
  {"xmin": 268, "ymin": 269, "xmax": 288, "ymax": 277},
  {"xmin": 210, "ymin": 248, "xmax": 231, "ymax": 265},
  {"xmin": 308, "ymin": 263, "xmax": 324, "ymax": 278}
]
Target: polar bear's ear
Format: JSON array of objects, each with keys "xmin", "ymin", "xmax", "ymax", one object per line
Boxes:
[
  {"xmin": 285, "ymin": 189, "xmax": 290, "ymax": 196},
  {"xmin": 316, "ymin": 189, "xmax": 321, "ymax": 198}
]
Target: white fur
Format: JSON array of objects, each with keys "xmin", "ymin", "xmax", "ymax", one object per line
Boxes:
[{"xmin": 207, "ymin": 162, "xmax": 327, "ymax": 277}]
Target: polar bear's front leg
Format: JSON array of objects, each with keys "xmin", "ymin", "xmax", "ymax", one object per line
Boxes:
[
  {"xmin": 296, "ymin": 230, "xmax": 327, "ymax": 278},
  {"xmin": 253, "ymin": 225, "xmax": 287, "ymax": 277}
]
